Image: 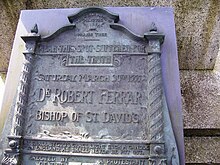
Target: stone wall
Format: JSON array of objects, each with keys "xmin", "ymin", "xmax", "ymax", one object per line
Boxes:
[
  {"xmin": 0, "ymin": 0, "xmax": 219, "ymax": 164},
  {"xmin": 182, "ymin": 53, "xmax": 220, "ymax": 164},
  {"xmin": 0, "ymin": 0, "xmax": 219, "ymax": 71}
]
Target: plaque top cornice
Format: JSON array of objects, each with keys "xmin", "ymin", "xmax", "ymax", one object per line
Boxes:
[{"xmin": 68, "ymin": 7, "xmax": 120, "ymax": 24}]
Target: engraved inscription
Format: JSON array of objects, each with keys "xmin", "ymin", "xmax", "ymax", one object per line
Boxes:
[
  {"xmin": 29, "ymin": 155, "xmax": 69, "ymax": 165},
  {"xmin": 101, "ymin": 112, "xmax": 140, "ymax": 123},
  {"xmin": 27, "ymin": 156, "xmax": 147, "ymax": 165},
  {"xmin": 99, "ymin": 89, "xmax": 142, "ymax": 105},
  {"xmin": 106, "ymin": 159, "xmax": 146, "ymax": 165},
  {"xmin": 37, "ymin": 89, "xmax": 94, "ymax": 104},
  {"xmin": 75, "ymin": 32, "xmax": 107, "ymax": 38},
  {"xmin": 36, "ymin": 111, "xmax": 68, "ymax": 122},
  {"xmin": 74, "ymin": 13, "xmax": 112, "ymax": 31},
  {"xmin": 67, "ymin": 55, "xmax": 112, "ymax": 65},
  {"xmin": 23, "ymin": 139, "xmax": 150, "ymax": 156},
  {"xmin": 35, "ymin": 111, "xmax": 141, "ymax": 124},
  {"xmin": 35, "ymin": 73, "xmax": 147, "ymax": 83},
  {"xmin": 36, "ymin": 46, "xmax": 147, "ymax": 67},
  {"xmin": 38, "ymin": 45, "xmax": 146, "ymax": 54},
  {"xmin": 37, "ymin": 88, "xmax": 144, "ymax": 106}
]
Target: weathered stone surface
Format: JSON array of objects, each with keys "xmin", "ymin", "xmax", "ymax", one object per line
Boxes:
[
  {"xmin": 0, "ymin": 1, "xmax": 219, "ymax": 164},
  {"xmin": 0, "ymin": 74, "xmax": 5, "ymax": 112},
  {"xmin": 0, "ymin": 0, "xmax": 220, "ymax": 72},
  {"xmin": 180, "ymin": 52, "xmax": 220, "ymax": 128},
  {"xmin": 0, "ymin": 1, "xmax": 24, "ymax": 72},
  {"xmin": 0, "ymin": 7, "xmax": 184, "ymax": 164},
  {"xmin": 185, "ymin": 137, "xmax": 220, "ymax": 163},
  {"xmin": 174, "ymin": 0, "xmax": 220, "ymax": 70}
]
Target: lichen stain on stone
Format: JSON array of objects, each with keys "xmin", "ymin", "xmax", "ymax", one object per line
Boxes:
[
  {"xmin": 25, "ymin": 0, "xmax": 33, "ymax": 9},
  {"xmin": 185, "ymin": 137, "xmax": 220, "ymax": 163},
  {"xmin": 181, "ymin": 77, "xmax": 196, "ymax": 113},
  {"xmin": 174, "ymin": 0, "xmax": 202, "ymax": 67},
  {"xmin": 1, "ymin": 0, "xmax": 20, "ymax": 30},
  {"xmin": 200, "ymin": 0, "xmax": 219, "ymax": 68},
  {"xmin": 178, "ymin": 36, "xmax": 194, "ymax": 68},
  {"xmin": 0, "ymin": 101, "xmax": 11, "ymax": 133},
  {"xmin": 173, "ymin": 0, "xmax": 220, "ymax": 69},
  {"xmin": 0, "ymin": 0, "xmax": 219, "ymax": 71}
]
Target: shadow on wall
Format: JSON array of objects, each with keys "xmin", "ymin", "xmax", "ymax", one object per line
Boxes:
[{"xmin": 0, "ymin": 74, "xmax": 6, "ymax": 113}]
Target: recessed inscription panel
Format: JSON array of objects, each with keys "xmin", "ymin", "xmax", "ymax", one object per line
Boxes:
[
  {"xmin": 21, "ymin": 9, "xmax": 152, "ymax": 165},
  {"xmin": 23, "ymin": 138, "xmax": 152, "ymax": 164},
  {"xmin": 26, "ymin": 54, "xmax": 148, "ymax": 140}
]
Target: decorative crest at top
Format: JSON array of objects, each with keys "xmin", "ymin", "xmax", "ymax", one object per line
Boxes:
[
  {"xmin": 31, "ymin": 24, "xmax": 38, "ymax": 34},
  {"xmin": 68, "ymin": 7, "xmax": 119, "ymax": 24},
  {"xmin": 144, "ymin": 22, "xmax": 165, "ymax": 44},
  {"xmin": 150, "ymin": 22, "xmax": 157, "ymax": 32}
]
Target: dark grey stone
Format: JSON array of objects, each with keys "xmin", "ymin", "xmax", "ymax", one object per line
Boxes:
[{"xmin": 0, "ymin": 7, "xmax": 184, "ymax": 165}]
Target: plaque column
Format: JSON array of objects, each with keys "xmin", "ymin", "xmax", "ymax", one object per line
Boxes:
[
  {"xmin": 1, "ymin": 25, "xmax": 40, "ymax": 165},
  {"xmin": 145, "ymin": 23, "xmax": 166, "ymax": 165}
]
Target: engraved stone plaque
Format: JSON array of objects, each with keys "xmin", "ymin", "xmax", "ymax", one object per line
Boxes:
[{"xmin": 0, "ymin": 7, "xmax": 184, "ymax": 165}]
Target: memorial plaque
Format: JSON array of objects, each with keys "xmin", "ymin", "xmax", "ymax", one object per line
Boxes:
[{"xmin": 1, "ymin": 7, "xmax": 184, "ymax": 165}]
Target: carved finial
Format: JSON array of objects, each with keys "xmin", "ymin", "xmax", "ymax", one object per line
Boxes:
[
  {"xmin": 9, "ymin": 140, "xmax": 18, "ymax": 149},
  {"xmin": 154, "ymin": 145, "xmax": 163, "ymax": 155},
  {"xmin": 31, "ymin": 24, "xmax": 38, "ymax": 34},
  {"xmin": 150, "ymin": 22, "xmax": 157, "ymax": 32}
]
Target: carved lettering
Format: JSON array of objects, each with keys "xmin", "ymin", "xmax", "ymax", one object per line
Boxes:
[
  {"xmin": 112, "ymin": 75, "xmax": 147, "ymax": 83},
  {"xmin": 52, "ymin": 89, "xmax": 94, "ymax": 104},
  {"xmin": 103, "ymin": 113, "xmax": 139, "ymax": 123},
  {"xmin": 24, "ymin": 139, "xmax": 150, "ymax": 156},
  {"xmin": 71, "ymin": 112, "xmax": 83, "ymax": 122},
  {"xmin": 29, "ymin": 156, "xmax": 56, "ymax": 162},
  {"xmin": 86, "ymin": 112, "xmax": 99, "ymax": 123},
  {"xmin": 75, "ymin": 32, "xmax": 107, "ymax": 38},
  {"xmin": 99, "ymin": 89, "xmax": 142, "ymax": 105},
  {"xmin": 34, "ymin": 111, "xmax": 142, "ymax": 124},
  {"xmin": 106, "ymin": 159, "xmax": 146, "ymax": 165},
  {"xmin": 68, "ymin": 55, "xmax": 85, "ymax": 64},
  {"xmin": 87, "ymin": 56, "xmax": 111, "ymax": 64},
  {"xmin": 36, "ymin": 111, "xmax": 68, "ymax": 121},
  {"xmin": 37, "ymin": 88, "xmax": 51, "ymax": 102},
  {"xmin": 35, "ymin": 162, "xmax": 66, "ymax": 165},
  {"xmin": 66, "ymin": 55, "xmax": 112, "ymax": 65},
  {"xmin": 37, "ymin": 88, "xmax": 144, "ymax": 106},
  {"xmin": 38, "ymin": 44, "xmax": 146, "ymax": 54},
  {"xmin": 35, "ymin": 73, "xmax": 146, "ymax": 83}
]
